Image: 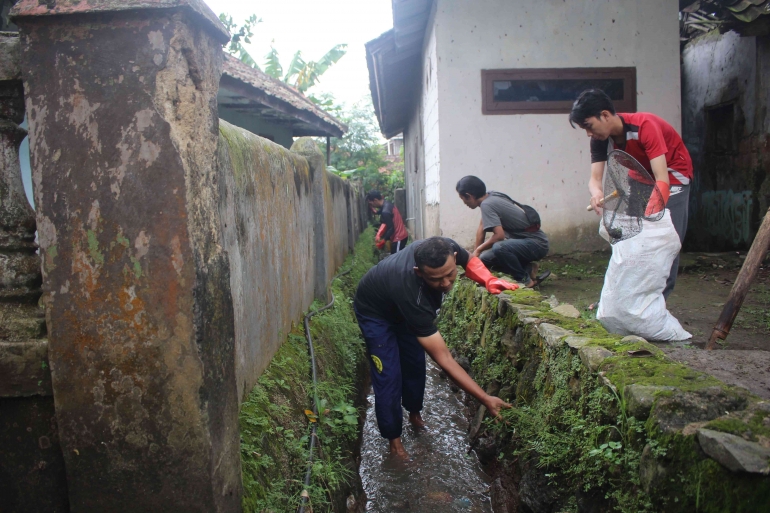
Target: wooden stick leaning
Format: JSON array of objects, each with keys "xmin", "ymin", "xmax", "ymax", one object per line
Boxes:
[
  {"xmin": 586, "ymin": 190, "xmax": 620, "ymax": 211},
  {"xmin": 706, "ymin": 207, "xmax": 770, "ymax": 350}
]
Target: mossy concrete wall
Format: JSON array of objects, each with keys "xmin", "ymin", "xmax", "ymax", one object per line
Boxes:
[
  {"xmin": 217, "ymin": 122, "xmax": 316, "ymax": 401},
  {"xmin": 217, "ymin": 128, "xmax": 366, "ymax": 401},
  {"xmin": 439, "ymin": 281, "xmax": 770, "ymax": 512}
]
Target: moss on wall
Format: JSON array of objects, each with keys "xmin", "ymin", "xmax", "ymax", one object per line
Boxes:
[
  {"xmin": 438, "ymin": 280, "xmax": 770, "ymax": 512},
  {"xmin": 239, "ymin": 228, "xmax": 376, "ymax": 512}
]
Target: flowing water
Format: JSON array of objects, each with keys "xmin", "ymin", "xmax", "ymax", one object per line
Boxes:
[{"xmin": 359, "ymin": 361, "xmax": 493, "ymax": 512}]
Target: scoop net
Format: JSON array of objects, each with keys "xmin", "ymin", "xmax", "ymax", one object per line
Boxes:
[{"xmin": 602, "ymin": 149, "xmax": 664, "ymax": 244}]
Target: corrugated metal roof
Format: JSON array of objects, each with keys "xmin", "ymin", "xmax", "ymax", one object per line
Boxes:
[
  {"xmin": 365, "ymin": 0, "xmax": 432, "ymax": 138},
  {"xmin": 681, "ymin": 0, "xmax": 770, "ymax": 41}
]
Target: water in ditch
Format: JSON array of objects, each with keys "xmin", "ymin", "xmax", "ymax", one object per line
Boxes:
[{"xmin": 359, "ymin": 360, "xmax": 493, "ymax": 512}]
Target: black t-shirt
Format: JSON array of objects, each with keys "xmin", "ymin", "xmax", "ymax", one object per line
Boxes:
[{"xmin": 354, "ymin": 238, "xmax": 470, "ymax": 337}]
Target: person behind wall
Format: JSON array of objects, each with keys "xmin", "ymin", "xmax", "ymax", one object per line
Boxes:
[
  {"xmin": 354, "ymin": 237, "xmax": 516, "ymax": 458},
  {"xmin": 569, "ymin": 89, "xmax": 693, "ymax": 299},
  {"xmin": 456, "ymin": 176, "xmax": 551, "ymax": 288},
  {"xmin": 366, "ymin": 190, "xmax": 409, "ymax": 254}
]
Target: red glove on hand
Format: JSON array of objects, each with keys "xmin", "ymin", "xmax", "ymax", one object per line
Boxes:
[
  {"xmin": 464, "ymin": 256, "xmax": 519, "ymax": 294},
  {"xmin": 645, "ymin": 180, "xmax": 671, "ymax": 216},
  {"xmin": 376, "ymin": 224, "xmax": 387, "ymax": 240},
  {"xmin": 375, "ymin": 239, "xmax": 386, "ymax": 250}
]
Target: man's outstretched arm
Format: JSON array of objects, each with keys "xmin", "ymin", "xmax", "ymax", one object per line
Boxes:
[{"xmin": 417, "ymin": 331, "xmax": 511, "ymax": 417}]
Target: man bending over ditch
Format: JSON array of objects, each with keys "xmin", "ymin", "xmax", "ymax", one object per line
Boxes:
[{"xmin": 354, "ymin": 236, "xmax": 513, "ymax": 458}]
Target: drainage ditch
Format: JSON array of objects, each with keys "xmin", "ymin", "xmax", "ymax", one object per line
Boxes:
[{"xmin": 359, "ymin": 360, "xmax": 493, "ymax": 512}]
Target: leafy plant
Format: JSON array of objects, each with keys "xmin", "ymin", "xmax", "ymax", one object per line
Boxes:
[
  {"xmin": 220, "ymin": 13, "xmax": 347, "ymax": 93},
  {"xmin": 219, "ymin": 14, "xmax": 261, "ymax": 69}
]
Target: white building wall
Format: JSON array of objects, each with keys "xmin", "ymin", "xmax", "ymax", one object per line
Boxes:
[
  {"xmin": 433, "ymin": 0, "xmax": 681, "ymax": 252},
  {"xmin": 403, "ymin": 11, "xmax": 441, "ymax": 239},
  {"xmin": 422, "ymin": 24, "xmax": 441, "ymax": 207}
]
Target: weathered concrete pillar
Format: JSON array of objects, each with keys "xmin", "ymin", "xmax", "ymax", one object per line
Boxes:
[
  {"xmin": 11, "ymin": 1, "xmax": 241, "ymax": 511},
  {"xmin": 0, "ymin": 29, "xmax": 69, "ymax": 513},
  {"xmin": 291, "ymin": 137, "xmax": 330, "ymax": 300}
]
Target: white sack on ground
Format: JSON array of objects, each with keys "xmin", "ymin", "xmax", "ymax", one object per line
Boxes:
[{"xmin": 597, "ymin": 210, "xmax": 692, "ymax": 341}]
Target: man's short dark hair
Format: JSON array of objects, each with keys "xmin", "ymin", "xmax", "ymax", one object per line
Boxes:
[
  {"xmin": 455, "ymin": 176, "xmax": 486, "ymax": 199},
  {"xmin": 366, "ymin": 190, "xmax": 383, "ymax": 202},
  {"xmin": 569, "ymin": 89, "xmax": 616, "ymax": 129},
  {"xmin": 414, "ymin": 237, "xmax": 454, "ymax": 269}
]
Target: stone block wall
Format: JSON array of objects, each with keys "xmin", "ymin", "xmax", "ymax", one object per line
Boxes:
[{"xmin": 438, "ymin": 281, "xmax": 770, "ymax": 512}]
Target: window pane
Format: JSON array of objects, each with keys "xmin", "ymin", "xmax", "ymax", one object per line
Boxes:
[{"xmin": 492, "ymin": 78, "xmax": 625, "ymax": 103}]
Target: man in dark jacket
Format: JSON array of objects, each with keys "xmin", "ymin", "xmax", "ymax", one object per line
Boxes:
[
  {"xmin": 366, "ymin": 190, "xmax": 409, "ymax": 254},
  {"xmin": 355, "ymin": 236, "xmax": 515, "ymax": 458}
]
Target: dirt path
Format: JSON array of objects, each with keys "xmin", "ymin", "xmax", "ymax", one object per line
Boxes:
[{"xmin": 535, "ymin": 251, "xmax": 770, "ymax": 397}]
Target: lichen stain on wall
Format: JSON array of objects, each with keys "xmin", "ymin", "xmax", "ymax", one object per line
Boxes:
[{"xmin": 217, "ymin": 121, "xmax": 316, "ymax": 400}]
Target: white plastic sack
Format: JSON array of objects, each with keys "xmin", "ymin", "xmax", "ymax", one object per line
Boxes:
[{"xmin": 596, "ymin": 210, "xmax": 692, "ymax": 341}]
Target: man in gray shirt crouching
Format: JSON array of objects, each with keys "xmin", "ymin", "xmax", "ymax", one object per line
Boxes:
[{"xmin": 456, "ymin": 176, "xmax": 550, "ymax": 288}]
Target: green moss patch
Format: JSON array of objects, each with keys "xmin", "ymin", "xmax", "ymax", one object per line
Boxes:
[{"xmin": 602, "ymin": 356, "xmax": 722, "ymax": 393}]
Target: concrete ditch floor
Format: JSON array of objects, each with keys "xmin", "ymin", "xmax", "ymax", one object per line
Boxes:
[{"xmin": 537, "ymin": 251, "xmax": 770, "ymax": 400}]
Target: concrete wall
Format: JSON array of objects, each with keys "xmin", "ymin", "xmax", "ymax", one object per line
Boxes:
[
  {"xmin": 217, "ymin": 126, "xmax": 366, "ymax": 403},
  {"xmin": 218, "ymin": 130, "xmax": 365, "ymax": 399},
  {"xmin": 408, "ymin": 0, "xmax": 681, "ymax": 251},
  {"xmin": 682, "ymin": 30, "xmax": 770, "ymax": 250},
  {"xmin": 217, "ymin": 122, "xmax": 315, "ymax": 400},
  {"xmin": 403, "ymin": 4, "xmax": 437, "ymax": 240}
]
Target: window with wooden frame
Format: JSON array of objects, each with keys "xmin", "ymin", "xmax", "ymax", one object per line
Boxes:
[{"xmin": 481, "ymin": 67, "xmax": 636, "ymax": 115}]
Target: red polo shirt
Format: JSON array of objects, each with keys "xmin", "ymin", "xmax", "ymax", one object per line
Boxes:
[{"xmin": 590, "ymin": 112, "xmax": 693, "ymax": 185}]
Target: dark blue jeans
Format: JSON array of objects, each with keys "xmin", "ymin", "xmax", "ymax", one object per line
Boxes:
[
  {"xmin": 480, "ymin": 238, "xmax": 549, "ymax": 282},
  {"xmin": 354, "ymin": 308, "xmax": 426, "ymax": 440}
]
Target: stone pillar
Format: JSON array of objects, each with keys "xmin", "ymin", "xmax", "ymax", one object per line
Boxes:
[
  {"xmin": 291, "ymin": 137, "xmax": 329, "ymax": 301},
  {"xmin": 0, "ymin": 30, "xmax": 69, "ymax": 513},
  {"xmin": 11, "ymin": 1, "xmax": 241, "ymax": 511}
]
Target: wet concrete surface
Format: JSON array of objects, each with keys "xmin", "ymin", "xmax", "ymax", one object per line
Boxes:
[
  {"xmin": 662, "ymin": 348, "xmax": 770, "ymax": 399},
  {"xmin": 360, "ymin": 361, "xmax": 492, "ymax": 512}
]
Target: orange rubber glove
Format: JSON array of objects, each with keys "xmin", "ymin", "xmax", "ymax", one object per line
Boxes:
[
  {"xmin": 463, "ymin": 256, "xmax": 519, "ymax": 294},
  {"xmin": 375, "ymin": 223, "xmax": 387, "ymax": 241},
  {"xmin": 645, "ymin": 180, "xmax": 671, "ymax": 216}
]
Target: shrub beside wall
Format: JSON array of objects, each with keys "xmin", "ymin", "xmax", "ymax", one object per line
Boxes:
[{"xmin": 239, "ymin": 228, "xmax": 376, "ymax": 512}]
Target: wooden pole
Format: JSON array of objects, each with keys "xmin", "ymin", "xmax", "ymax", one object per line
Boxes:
[
  {"xmin": 706, "ymin": 207, "xmax": 770, "ymax": 349},
  {"xmin": 326, "ymin": 136, "xmax": 331, "ymax": 167}
]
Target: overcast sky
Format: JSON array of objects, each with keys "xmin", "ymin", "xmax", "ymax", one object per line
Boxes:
[{"xmin": 202, "ymin": 0, "xmax": 393, "ymax": 109}]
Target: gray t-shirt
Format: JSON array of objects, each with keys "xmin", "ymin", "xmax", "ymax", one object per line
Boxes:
[{"xmin": 480, "ymin": 192, "xmax": 548, "ymax": 245}]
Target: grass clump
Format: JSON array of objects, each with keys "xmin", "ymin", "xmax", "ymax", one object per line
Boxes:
[{"xmin": 239, "ymin": 227, "xmax": 376, "ymax": 512}]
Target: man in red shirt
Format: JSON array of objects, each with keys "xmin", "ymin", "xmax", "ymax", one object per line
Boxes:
[
  {"xmin": 367, "ymin": 190, "xmax": 409, "ymax": 254},
  {"xmin": 569, "ymin": 89, "xmax": 693, "ymax": 298}
]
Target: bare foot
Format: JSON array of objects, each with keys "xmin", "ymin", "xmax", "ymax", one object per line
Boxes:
[
  {"xmin": 389, "ymin": 438, "xmax": 409, "ymax": 459},
  {"xmin": 408, "ymin": 412, "xmax": 425, "ymax": 429}
]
